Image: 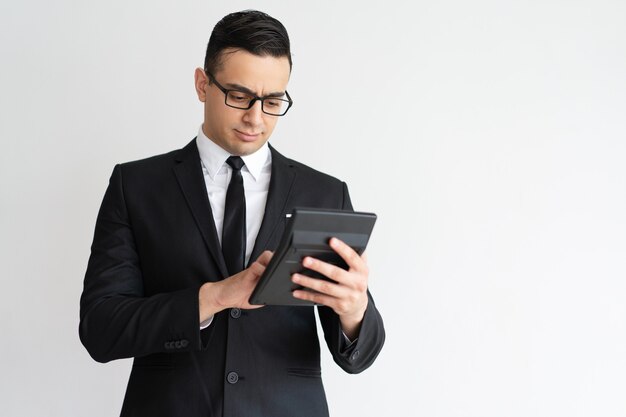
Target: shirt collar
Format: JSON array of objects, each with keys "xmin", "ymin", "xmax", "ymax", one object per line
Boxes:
[{"xmin": 195, "ymin": 125, "xmax": 270, "ymax": 182}]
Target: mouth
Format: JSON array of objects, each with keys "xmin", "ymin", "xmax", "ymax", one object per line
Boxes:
[{"xmin": 234, "ymin": 129, "xmax": 261, "ymax": 142}]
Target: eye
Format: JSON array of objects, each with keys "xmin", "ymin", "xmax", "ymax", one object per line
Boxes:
[
  {"xmin": 265, "ymin": 99, "xmax": 281, "ymax": 108},
  {"xmin": 229, "ymin": 92, "xmax": 252, "ymax": 103}
]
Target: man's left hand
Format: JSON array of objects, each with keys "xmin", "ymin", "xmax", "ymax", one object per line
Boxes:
[{"xmin": 291, "ymin": 237, "xmax": 369, "ymax": 340}]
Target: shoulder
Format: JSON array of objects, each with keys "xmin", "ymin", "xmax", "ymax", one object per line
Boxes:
[
  {"xmin": 104, "ymin": 139, "xmax": 198, "ymax": 195},
  {"xmin": 270, "ymin": 144, "xmax": 352, "ymax": 209},
  {"xmin": 113, "ymin": 139, "xmax": 197, "ymax": 177},
  {"xmin": 270, "ymin": 144, "xmax": 345, "ymax": 187},
  {"xmin": 121, "ymin": 140, "xmax": 194, "ymax": 170}
]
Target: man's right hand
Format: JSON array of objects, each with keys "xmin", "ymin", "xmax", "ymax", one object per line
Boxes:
[{"xmin": 198, "ymin": 250, "xmax": 273, "ymax": 323}]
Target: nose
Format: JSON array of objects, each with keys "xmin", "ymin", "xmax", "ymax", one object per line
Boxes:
[{"xmin": 242, "ymin": 99, "xmax": 264, "ymax": 126}]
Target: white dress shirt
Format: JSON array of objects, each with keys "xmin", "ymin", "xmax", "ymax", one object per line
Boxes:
[
  {"xmin": 196, "ymin": 126, "xmax": 271, "ymax": 328},
  {"xmin": 194, "ymin": 126, "xmax": 355, "ymax": 345}
]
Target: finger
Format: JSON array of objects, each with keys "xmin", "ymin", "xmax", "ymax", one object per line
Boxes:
[
  {"xmin": 292, "ymin": 288, "xmax": 338, "ymax": 308},
  {"xmin": 301, "ymin": 256, "xmax": 350, "ymax": 285},
  {"xmin": 247, "ymin": 260, "xmax": 267, "ymax": 279},
  {"xmin": 292, "ymin": 273, "xmax": 348, "ymax": 299},
  {"xmin": 256, "ymin": 250, "xmax": 273, "ymax": 266},
  {"xmin": 247, "ymin": 250, "xmax": 274, "ymax": 277},
  {"xmin": 329, "ymin": 237, "xmax": 367, "ymax": 273}
]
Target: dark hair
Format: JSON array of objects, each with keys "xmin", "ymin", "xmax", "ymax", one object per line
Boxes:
[{"xmin": 204, "ymin": 10, "xmax": 292, "ymax": 76}]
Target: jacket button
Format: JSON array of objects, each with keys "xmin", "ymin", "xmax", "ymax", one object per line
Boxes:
[
  {"xmin": 350, "ymin": 350, "xmax": 360, "ymax": 361},
  {"xmin": 226, "ymin": 372, "xmax": 239, "ymax": 384},
  {"xmin": 230, "ymin": 308, "xmax": 241, "ymax": 319},
  {"xmin": 174, "ymin": 341, "xmax": 182, "ymax": 349},
  {"xmin": 180, "ymin": 339, "xmax": 189, "ymax": 348},
  {"xmin": 164, "ymin": 342, "xmax": 171, "ymax": 349}
]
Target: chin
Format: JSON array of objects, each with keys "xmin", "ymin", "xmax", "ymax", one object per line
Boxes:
[{"xmin": 230, "ymin": 138, "xmax": 267, "ymax": 156}]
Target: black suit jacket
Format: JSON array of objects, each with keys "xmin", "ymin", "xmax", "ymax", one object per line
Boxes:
[{"xmin": 79, "ymin": 139, "xmax": 385, "ymax": 417}]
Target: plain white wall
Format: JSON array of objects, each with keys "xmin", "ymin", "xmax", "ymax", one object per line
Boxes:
[{"xmin": 1, "ymin": 1, "xmax": 625, "ymax": 416}]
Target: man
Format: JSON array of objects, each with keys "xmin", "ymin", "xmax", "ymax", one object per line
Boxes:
[{"xmin": 80, "ymin": 10, "xmax": 385, "ymax": 417}]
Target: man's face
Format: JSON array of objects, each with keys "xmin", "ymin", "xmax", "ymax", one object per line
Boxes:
[{"xmin": 195, "ymin": 49, "xmax": 291, "ymax": 156}]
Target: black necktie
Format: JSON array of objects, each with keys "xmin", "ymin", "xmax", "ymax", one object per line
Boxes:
[{"xmin": 222, "ymin": 156, "xmax": 246, "ymax": 275}]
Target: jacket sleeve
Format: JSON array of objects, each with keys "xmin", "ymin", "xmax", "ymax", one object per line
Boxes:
[
  {"xmin": 79, "ymin": 164, "xmax": 204, "ymax": 363},
  {"xmin": 318, "ymin": 181, "xmax": 386, "ymax": 374}
]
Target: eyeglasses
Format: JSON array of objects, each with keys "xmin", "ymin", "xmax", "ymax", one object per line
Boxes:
[{"xmin": 206, "ymin": 71, "xmax": 293, "ymax": 116}]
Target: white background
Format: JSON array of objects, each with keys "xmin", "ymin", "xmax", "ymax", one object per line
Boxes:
[{"xmin": 1, "ymin": 1, "xmax": 626, "ymax": 416}]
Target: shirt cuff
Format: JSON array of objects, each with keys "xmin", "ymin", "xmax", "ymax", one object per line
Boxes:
[{"xmin": 200, "ymin": 315, "xmax": 214, "ymax": 330}]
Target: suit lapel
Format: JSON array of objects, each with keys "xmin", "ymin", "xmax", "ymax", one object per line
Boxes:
[
  {"xmin": 173, "ymin": 139, "xmax": 230, "ymax": 279},
  {"xmin": 248, "ymin": 145, "xmax": 297, "ymax": 264}
]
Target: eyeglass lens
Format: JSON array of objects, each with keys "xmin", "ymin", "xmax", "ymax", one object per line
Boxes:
[{"xmin": 226, "ymin": 91, "xmax": 289, "ymax": 115}]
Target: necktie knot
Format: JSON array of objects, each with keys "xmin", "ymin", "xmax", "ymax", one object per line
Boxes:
[{"xmin": 226, "ymin": 156, "xmax": 245, "ymax": 171}]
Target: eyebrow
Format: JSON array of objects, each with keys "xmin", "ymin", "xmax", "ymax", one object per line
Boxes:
[{"xmin": 224, "ymin": 83, "xmax": 286, "ymax": 98}]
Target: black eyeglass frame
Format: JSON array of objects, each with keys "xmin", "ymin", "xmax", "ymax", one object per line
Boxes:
[{"xmin": 206, "ymin": 71, "xmax": 293, "ymax": 116}]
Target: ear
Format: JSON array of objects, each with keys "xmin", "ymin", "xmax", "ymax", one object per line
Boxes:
[{"xmin": 194, "ymin": 68, "xmax": 208, "ymax": 102}]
